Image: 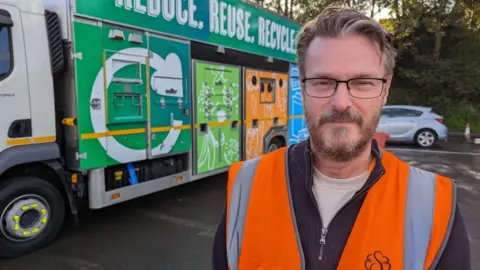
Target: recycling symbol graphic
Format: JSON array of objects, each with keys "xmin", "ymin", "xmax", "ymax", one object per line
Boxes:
[{"xmin": 90, "ymin": 47, "xmax": 184, "ymax": 163}]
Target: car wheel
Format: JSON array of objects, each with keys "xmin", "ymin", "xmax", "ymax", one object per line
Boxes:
[
  {"xmin": 0, "ymin": 177, "xmax": 65, "ymax": 258},
  {"xmin": 415, "ymin": 129, "xmax": 437, "ymax": 148}
]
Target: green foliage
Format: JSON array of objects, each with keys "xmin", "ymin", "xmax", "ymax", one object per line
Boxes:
[
  {"xmin": 443, "ymin": 105, "xmax": 480, "ymax": 132},
  {"xmin": 384, "ymin": 0, "xmax": 480, "ymax": 130}
]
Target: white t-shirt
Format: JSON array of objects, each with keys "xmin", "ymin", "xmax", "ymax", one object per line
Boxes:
[{"xmin": 312, "ymin": 166, "xmax": 369, "ymax": 228}]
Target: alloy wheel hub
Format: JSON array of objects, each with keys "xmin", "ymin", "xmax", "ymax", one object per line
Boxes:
[
  {"xmin": 418, "ymin": 132, "xmax": 434, "ymax": 146},
  {"xmin": 1, "ymin": 196, "xmax": 50, "ymax": 242}
]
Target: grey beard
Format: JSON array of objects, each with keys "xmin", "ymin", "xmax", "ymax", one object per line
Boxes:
[
  {"xmin": 309, "ymin": 126, "xmax": 371, "ymax": 162},
  {"xmin": 305, "ymin": 109, "xmax": 380, "ymax": 162}
]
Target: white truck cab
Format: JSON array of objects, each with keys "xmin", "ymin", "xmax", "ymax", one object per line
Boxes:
[
  {"xmin": 0, "ymin": 1, "xmax": 57, "ymax": 149},
  {"xmin": 0, "ymin": 0, "xmax": 72, "ymax": 258}
]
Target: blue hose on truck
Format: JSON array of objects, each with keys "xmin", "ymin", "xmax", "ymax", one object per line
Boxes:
[{"xmin": 126, "ymin": 163, "xmax": 139, "ymax": 185}]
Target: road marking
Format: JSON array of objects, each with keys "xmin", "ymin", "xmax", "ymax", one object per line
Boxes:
[
  {"xmin": 458, "ymin": 164, "xmax": 480, "ymax": 181},
  {"xmin": 60, "ymin": 257, "xmax": 104, "ymax": 269},
  {"xmin": 386, "ymin": 147, "xmax": 480, "ymax": 156},
  {"xmin": 457, "ymin": 182, "xmax": 478, "ymax": 194},
  {"xmin": 135, "ymin": 210, "xmax": 215, "ymax": 237}
]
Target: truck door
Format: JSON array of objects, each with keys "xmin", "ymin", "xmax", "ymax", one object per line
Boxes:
[
  {"xmin": 287, "ymin": 64, "xmax": 308, "ymax": 145},
  {"xmin": 147, "ymin": 35, "xmax": 191, "ymax": 159},
  {"xmin": 0, "ymin": 5, "xmax": 31, "ymax": 150},
  {"xmin": 193, "ymin": 60, "xmax": 241, "ymax": 175},
  {"xmin": 244, "ymin": 69, "xmax": 288, "ymax": 160},
  {"xmin": 102, "ymin": 27, "xmax": 148, "ymax": 163}
]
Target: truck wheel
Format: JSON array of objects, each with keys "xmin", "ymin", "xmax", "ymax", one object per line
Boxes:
[
  {"xmin": 267, "ymin": 138, "xmax": 283, "ymax": 153},
  {"xmin": 0, "ymin": 177, "xmax": 65, "ymax": 258}
]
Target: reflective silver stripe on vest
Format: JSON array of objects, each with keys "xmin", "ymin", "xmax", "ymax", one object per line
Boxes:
[
  {"xmin": 404, "ymin": 165, "xmax": 456, "ymax": 269},
  {"xmin": 227, "ymin": 157, "xmax": 261, "ymax": 270},
  {"xmin": 404, "ymin": 166, "xmax": 436, "ymax": 269},
  {"xmin": 430, "ymin": 177, "xmax": 457, "ymax": 269},
  {"xmin": 226, "ymin": 147, "xmax": 305, "ymax": 270}
]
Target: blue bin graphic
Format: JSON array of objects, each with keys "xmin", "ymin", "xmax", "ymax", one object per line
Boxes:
[{"xmin": 288, "ymin": 64, "xmax": 309, "ymax": 145}]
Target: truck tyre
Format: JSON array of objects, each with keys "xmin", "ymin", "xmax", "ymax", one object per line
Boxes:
[
  {"xmin": 267, "ymin": 138, "xmax": 283, "ymax": 153},
  {"xmin": 0, "ymin": 176, "xmax": 65, "ymax": 258}
]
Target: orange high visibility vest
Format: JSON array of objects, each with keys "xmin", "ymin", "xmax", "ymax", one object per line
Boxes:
[{"xmin": 226, "ymin": 146, "xmax": 456, "ymax": 270}]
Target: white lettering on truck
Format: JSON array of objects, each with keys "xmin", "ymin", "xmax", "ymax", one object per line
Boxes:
[
  {"xmin": 116, "ymin": 0, "xmax": 203, "ymax": 29},
  {"xmin": 210, "ymin": 0, "xmax": 253, "ymax": 43},
  {"xmin": 258, "ymin": 16, "xmax": 296, "ymax": 53},
  {"xmin": 115, "ymin": 0, "xmax": 297, "ymax": 55}
]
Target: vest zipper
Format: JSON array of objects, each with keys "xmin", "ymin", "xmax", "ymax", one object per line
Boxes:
[
  {"xmin": 318, "ymin": 227, "xmax": 328, "ymax": 260},
  {"xmin": 308, "ymin": 171, "xmax": 328, "ymax": 261},
  {"xmin": 308, "ymin": 151, "xmax": 385, "ymax": 262}
]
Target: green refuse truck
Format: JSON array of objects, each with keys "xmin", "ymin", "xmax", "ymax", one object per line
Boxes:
[{"xmin": 0, "ymin": 0, "xmax": 300, "ymax": 258}]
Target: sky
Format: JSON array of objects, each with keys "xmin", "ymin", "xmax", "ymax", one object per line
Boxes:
[{"xmin": 373, "ymin": 7, "xmax": 392, "ymax": 20}]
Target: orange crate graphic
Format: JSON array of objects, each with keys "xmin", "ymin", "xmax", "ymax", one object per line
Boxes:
[{"xmin": 244, "ymin": 69, "xmax": 288, "ymax": 160}]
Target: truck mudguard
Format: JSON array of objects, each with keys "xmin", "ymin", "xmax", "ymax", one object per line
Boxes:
[
  {"xmin": 0, "ymin": 143, "xmax": 78, "ymax": 215},
  {"xmin": 0, "ymin": 143, "xmax": 60, "ymax": 176}
]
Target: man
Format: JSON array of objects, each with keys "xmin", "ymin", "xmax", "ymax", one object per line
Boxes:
[{"xmin": 213, "ymin": 6, "xmax": 471, "ymax": 270}]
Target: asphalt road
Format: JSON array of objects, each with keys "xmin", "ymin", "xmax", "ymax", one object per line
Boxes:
[{"xmin": 0, "ymin": 140, "xmax": 479, "ymax": 270}]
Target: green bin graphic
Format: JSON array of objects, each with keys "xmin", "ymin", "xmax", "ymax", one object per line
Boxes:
[{"xmin": 194, "ymin": 61, "xmax": 241, "ymax": 174}]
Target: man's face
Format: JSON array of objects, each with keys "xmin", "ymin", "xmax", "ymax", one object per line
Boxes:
[{"xmin": 301, "ymin": 35, "xmax": 392, "ymax": 162}]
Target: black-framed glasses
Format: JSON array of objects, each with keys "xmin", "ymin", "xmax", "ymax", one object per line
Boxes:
[{"xmin": 302, "ymin": 77, "xmax": 387, "ymax": 99}]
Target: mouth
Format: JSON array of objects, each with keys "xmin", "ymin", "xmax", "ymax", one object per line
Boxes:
[{"xmin": 325, "ymin": 120, "xmax": 356, "ymax": 124}]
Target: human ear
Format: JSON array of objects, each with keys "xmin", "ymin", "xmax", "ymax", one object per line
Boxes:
[{"xmin": 382, "ymin": 74, "xmax": 393, "ymax": 106}]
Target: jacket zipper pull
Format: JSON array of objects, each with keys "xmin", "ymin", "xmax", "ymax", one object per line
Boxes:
[{"xmin": 318, "ymin": 228, "xmax": 328, "ymax": 260}]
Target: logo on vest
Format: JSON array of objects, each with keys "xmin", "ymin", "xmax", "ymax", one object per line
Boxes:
[{"xmin": 364, "ymin": 251, "xmax": 391, "ymax": 270}]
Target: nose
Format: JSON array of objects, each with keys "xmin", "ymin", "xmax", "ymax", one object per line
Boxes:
[{"xmin": 330, "ymin": 82, "xmax": 352, "ymax": 111}]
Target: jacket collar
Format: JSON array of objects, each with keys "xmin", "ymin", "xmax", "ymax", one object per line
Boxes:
[{"xmin": 301, "ymin": 137, "xmax": 386, "ymax": 192}]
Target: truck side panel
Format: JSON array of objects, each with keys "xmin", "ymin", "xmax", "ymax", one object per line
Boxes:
[
  {"xmin": 193, "ymin": 60, "xmax": 241, "ymax": 175},
  {"xmin": 288, "ymin": 64, "xmax": 308, "ymax": 145},
  {"xmin": 148, "ymin": 35, "xmax": 191, "ymax": 158},
  {"xmin": 73, "ymin": 0, "xmax": 300, "ymax": 63},
  {"xmin": 73, "ymin": 21, "xmax": 110, "ymax": 168},
  {"xmin": 73, "ymin": 21, "xmax": 191, "ymax": 170},
  {"xmin": 101, "ymin": 26, "xmax": 149, "ymax": 164},
  {"xmin": 244, "ymin": 69, "xmax": 288, "ymax": 160}
]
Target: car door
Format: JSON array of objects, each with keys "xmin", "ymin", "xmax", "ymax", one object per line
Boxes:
[
  {"xmin": 376, "ymin": 108, "xmax": 392, "ymax": 134},
  {"xmin": 386, "ymin": 108, "xmax": 422, "ymax": 140}
]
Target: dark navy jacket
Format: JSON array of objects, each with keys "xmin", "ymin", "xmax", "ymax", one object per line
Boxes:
[{"xmin": 212, "ymin": 139, "xmax": 471, "ymax": 269}]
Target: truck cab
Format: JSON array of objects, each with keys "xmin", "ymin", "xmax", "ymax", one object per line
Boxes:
[
  {"xmin": 0, "ymin": 0, "xmax": 71, "ymax": 258},
  {"xmin": 0, "ymin": 1, "xmax": 57, "ymax": 150}
]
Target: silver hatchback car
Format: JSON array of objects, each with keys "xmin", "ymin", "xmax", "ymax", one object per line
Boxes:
[{"xmin": 376, "ymin": 105, "xmax": 448, "ymax": 148}]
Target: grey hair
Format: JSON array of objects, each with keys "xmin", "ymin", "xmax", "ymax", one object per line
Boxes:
[{"xmin": 296, "ymin": 6, "xmax": 397, "ymax": 76}]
